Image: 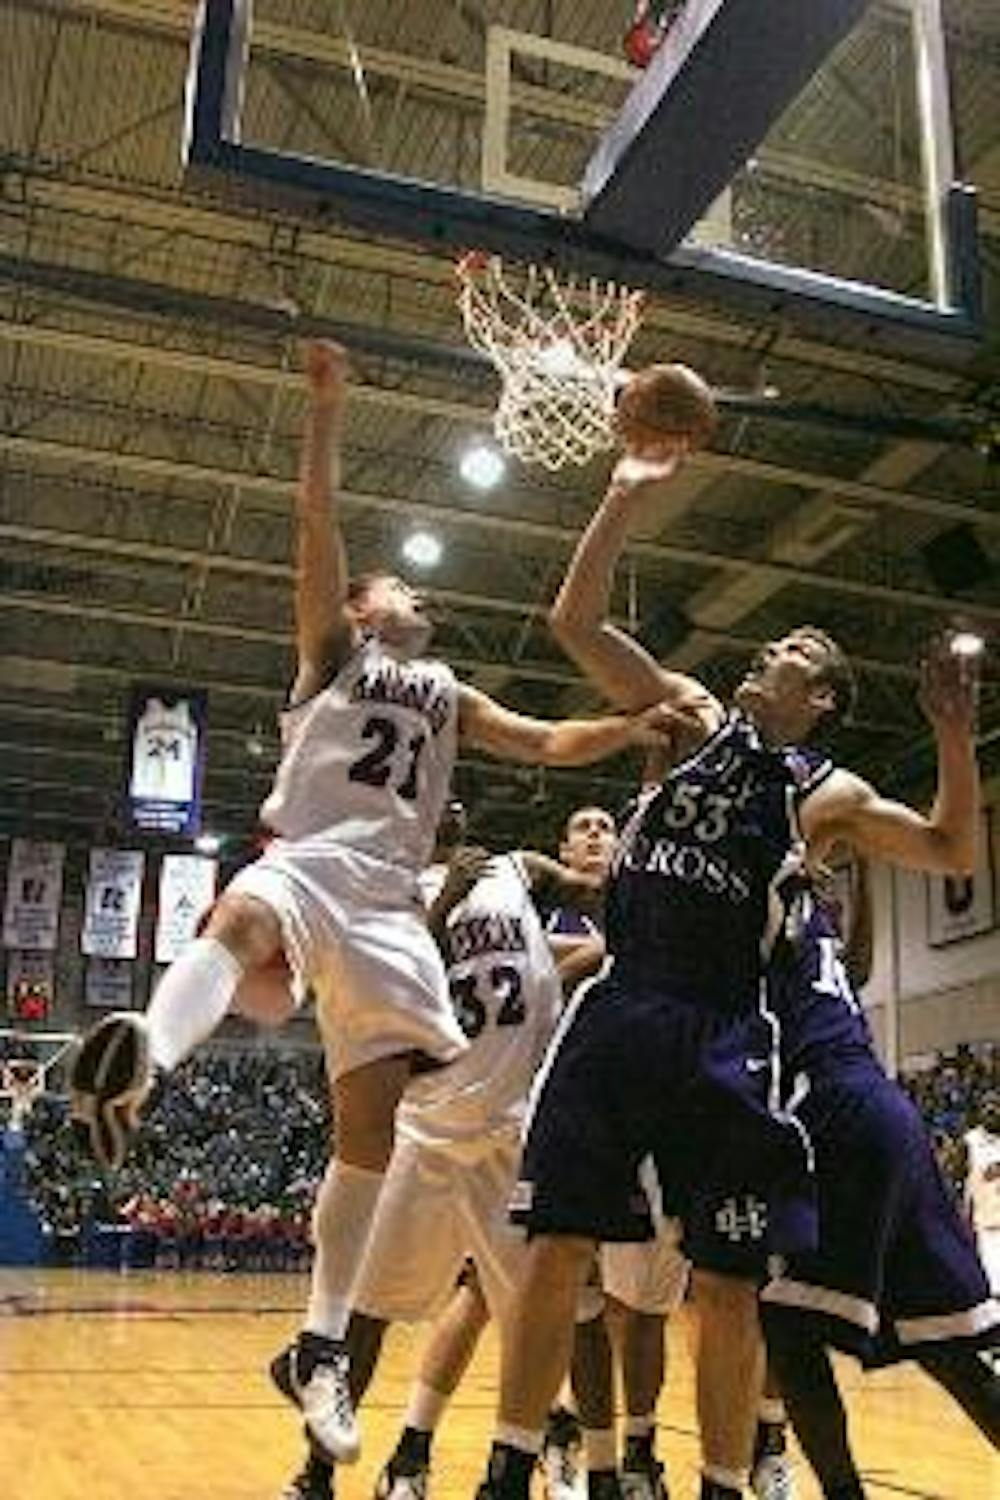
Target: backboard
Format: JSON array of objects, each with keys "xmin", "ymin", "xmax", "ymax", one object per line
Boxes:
[{"xmin": 183, "ymin": 0, "xmax": 981, "ymax": 354}]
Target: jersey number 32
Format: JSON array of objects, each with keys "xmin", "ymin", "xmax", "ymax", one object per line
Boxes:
[{"xmin": 449, "ymin": 965, "xmax": 525, "ymax": 1039}]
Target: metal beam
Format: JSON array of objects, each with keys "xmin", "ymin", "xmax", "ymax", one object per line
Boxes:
[
  {"xmin": 3, "ymin": 433, "xmax": 999, "ymax": 620},
  {"xmin": 1, "ymin": 318, "xmax": 989, "ymax": 506},
  {"xmin": 32, "ymin": 0, "xmax": 1000, "ymax": 240},
  {"xmin": 6, "ymin": 169, "xmax": 977, "ymax": 396},
  {"xmin": 0, "ymin": 590, "xmax": 582, "ymax": 687},
  {"xmin": 0, "ymin": 519, "xmax": 929, "ymax": 684}
]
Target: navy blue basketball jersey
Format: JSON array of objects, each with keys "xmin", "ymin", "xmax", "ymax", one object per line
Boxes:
[
  {"xmin": 605, "ymin": 712, "xmax": 833, "ymax": 1012},
  {"xmin": 768, "ymin": 878, "xmax": 874, "ymax": 1071}
]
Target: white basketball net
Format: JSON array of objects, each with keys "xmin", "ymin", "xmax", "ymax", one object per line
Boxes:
[{"xmin": 456, "ymin": 254, "xmax": 644, "ymax": 472}]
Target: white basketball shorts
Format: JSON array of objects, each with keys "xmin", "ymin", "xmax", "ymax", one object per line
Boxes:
[
  {"xmin": 227, "ymin": 838, "xmax": 466, "ymax": 1080},
  {"xmin": 601, "ymin": 1216, "xmax": 690, "ymax": 1315},
  {"xmin": 351, "ymin": 1130, "xmax": 526, "ymax": 1326}
]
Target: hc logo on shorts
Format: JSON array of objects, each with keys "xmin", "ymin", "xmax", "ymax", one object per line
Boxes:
[{"xmin": 714, "ymin": 1195, "xmax": 768, "ymax": 1243}]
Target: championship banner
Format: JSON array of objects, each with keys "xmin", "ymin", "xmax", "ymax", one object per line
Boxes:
[
  {"xmin": 926, "ymin": 810, "xmax": 995, "ymax": 948},
  {"xmin": 155, "ymin": 854, "xmax": 217, "ymax": 965},
  {"xmin": 81, "ymin": 849, "xmax": 145, "ymax": 960},
  {"xmin": 2, "ymin": 840, "xmax": 65, "ymax": 951},
  {"xmin": 5, "ymin": 950, "xmax": 54, "ymax": 1022},
  {"xmin": 125, "ymin": 684, "xmax": 208, "ymax": 837},
  {"xmin": 84, "ymin": 957, "xmax": 134, "ymax": 1010}
]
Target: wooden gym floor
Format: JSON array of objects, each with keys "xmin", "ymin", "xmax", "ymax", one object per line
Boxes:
[{"xmin": 0, "ymin": 1269, "xmax": 994, "ymax": 1500}]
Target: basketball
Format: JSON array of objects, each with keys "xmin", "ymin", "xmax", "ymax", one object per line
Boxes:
[{"xmin": 616, "ymin": 363, "xmax": 718, "ymax": 452}]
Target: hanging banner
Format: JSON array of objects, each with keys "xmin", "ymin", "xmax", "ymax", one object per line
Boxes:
[
  {"xmin": 2, "ymin": 840, "xmax": 65, "ymax": 951},
  {"xmin": 155, "ymin": 854, "xmax": 217, "ymax": 965},
  {"xmin": 927, "ymin": 810, "xmax": 995, "ymax": 947},
  {"xmin": 81, "ymin": 849, "xmax": 145, "ymax": 960},
  {"xmin": 84, "ymin": 957, "xmax": 134, "ymax": 1010},
  {"xmin": 125, "ymin": 684, "xmax": 208, "ymax": 837},
  {"xmin": 5, "ymin": 950, "xmax": 54, "ymax": 1021}
]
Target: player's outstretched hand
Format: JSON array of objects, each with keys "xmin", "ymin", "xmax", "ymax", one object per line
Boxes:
[
  {"xmin": 920, "ymin": 635, "xmax": 980, "ymax": 737},
  {"xmin": 304, "ymin": 340, "xmax": 349, "ymax": 405}
]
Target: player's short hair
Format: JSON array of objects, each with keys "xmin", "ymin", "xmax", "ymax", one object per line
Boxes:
[
  {"xmin": 563, "ymin": 804, "xmax": 615, "ymax": 840},
  {"xmin": 795, "ymin": 626, "xmax": 857, "ymax": 731}
]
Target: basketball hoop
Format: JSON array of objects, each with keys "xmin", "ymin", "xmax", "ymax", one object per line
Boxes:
[{"xmin": 455, "ymin": 253, "xmax": 644, "ymax": 472}]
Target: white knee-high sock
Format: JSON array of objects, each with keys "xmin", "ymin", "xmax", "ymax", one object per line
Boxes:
[
  {"xmin": 305, "ymin": 1159, "xmax": 385, "ymax": 1341},
  {"xmin": 146, "ymin": 937, "xmax": 244, "ymax": 1072}
]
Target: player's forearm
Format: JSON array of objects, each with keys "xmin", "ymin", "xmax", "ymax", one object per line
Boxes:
[
  {"xmin": 295, "ymin": 394, "xmax": 349, "ymax": 652},
  {"xmin": 538, "ymin": 714, "xmax": 635, "ymax": 766},
  {"xmin": 556, "ymin": 935, "xmax": 606, "ymax": 989},
  {"xmin": 551, "ymin": 487, "xmax": 630, "ymax": 638},
  {"xmin": 927, "ymin": 727, "xmax": 980, "ymax": 874},
  {"xmin": 298, "ymin": 391, "xmax": 344, "ymax": 513},
  {"xmin": 550, "ymin": 489, "xmax": 672, "ymax": 712}
]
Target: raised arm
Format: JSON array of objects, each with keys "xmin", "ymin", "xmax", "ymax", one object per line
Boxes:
[
  {"xmin": 549, "ymin": 450, "xmax": 724, "ymax": 734},
  {"xmin": 803, "ymin": 643, "xmax": 980, "ymax": 876},
  {"xmin": 290, "ymin": 342, "xmax": 352, "ymax": 707},
  {"xmin": 458, "ymin": 686, "xmax": 672, "ymax": 768}
]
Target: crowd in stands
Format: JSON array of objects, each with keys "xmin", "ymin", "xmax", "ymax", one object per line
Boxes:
[
  {"xmin": 3, "ymin": 1042, "xmax": 996, "ymax": 1269},
  {"xmin": 902, "ymin": 1041, "xmax": 999, "ymax": 1200},
  {"xmin": 12, "ymin": 1050, "xmax": 330, "ymax": 1270}
]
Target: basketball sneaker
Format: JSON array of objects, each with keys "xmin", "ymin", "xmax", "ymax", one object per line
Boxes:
[
  {"xmin": 541, "ymin": 1406, "xmax": 586, "ymax": 1500},
  {"xmin": 374, "ymin": 1459, "xmax": 430, "ymax": 1500},
  {"xmin": 750, "ymin": 1453, "xmax": 795, "ymax": 1500},
  {"xmin": 69, "ymin": 1012, "xmax": 154, "ymax": 1170},
  {"xmin": 280, "ymin": 1451, "xmax": 335, "ymax": 1500},
  {"xmin": 271, "ymin": 1333, "xmax": 361, "ymax": 1464}
]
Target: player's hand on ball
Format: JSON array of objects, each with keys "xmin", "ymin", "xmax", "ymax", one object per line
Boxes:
[
  {"xmin": 304, "ymin": 340, "xmax": 349, "ymax": 405},
  {"xmin": 609, "ymin": 444, "xmax": 686, "ymax": 495}
]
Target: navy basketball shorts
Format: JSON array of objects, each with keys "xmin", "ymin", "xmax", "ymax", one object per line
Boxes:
[
  {"xmin": 760, "ymin": 1060, "xmax": 1000, "ymax": 1366},
  {"xmin": 511, "ymin": 964, "xmax": 814, "ymax": 1266}
]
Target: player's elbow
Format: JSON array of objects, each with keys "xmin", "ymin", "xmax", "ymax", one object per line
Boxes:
[
  {"xmin": 548, "ymin": 596, "xmax": 599, "ymax": 650},
  {"xmin": 930, "ymin": 827, "xmax": 976, "ymax": 876}
]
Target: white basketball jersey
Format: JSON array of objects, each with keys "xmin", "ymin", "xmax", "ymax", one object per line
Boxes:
[
  {"xmin": 260, "ymin": 637, "xmax": 459, "ymax": 870},
  {"xmin": 129, "ymin": 699, "xmax": 197, "ymax": 803},
  {"xmin": 400, "ymin": 853, "xmax": 562, "ymax": 1150},
  {"xmin": 965, "ymin": 1127, "xmax": 1000, "ymax": 1233}
]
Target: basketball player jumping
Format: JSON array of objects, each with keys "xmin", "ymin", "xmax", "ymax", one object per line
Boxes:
[
  {"xmin": 475, "ymin": 426, "xmax": 985, "ymax": 1500},
  {"xmin": 69, "ymin": 342, "xmax": 673, "ymax": 1468},
  {"xmin": 275, "ymin": 796, "xmax": 597, "ymax": 1500}
]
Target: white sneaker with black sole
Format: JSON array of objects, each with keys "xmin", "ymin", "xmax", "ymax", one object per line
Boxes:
[
  {"xmin": 272, "ymin": 1333, "xmax": 361, "ymax": 1465},
  {"xmin": 69, "ymin": 1012, "xmax": 154, "ymax": 1170}
]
